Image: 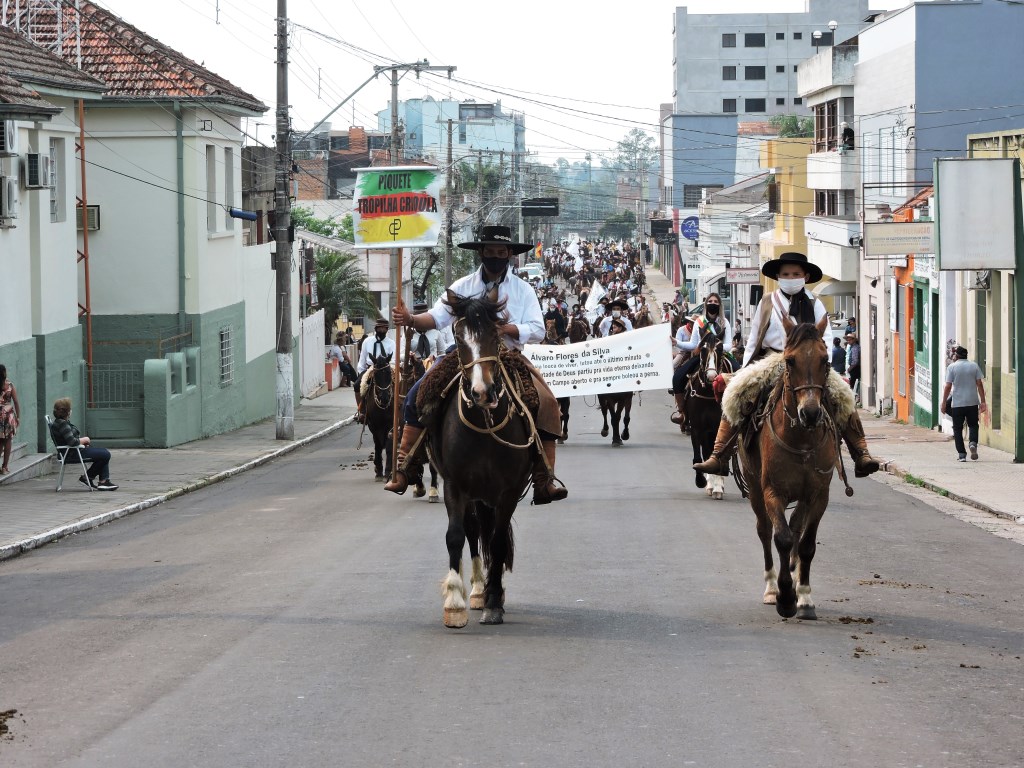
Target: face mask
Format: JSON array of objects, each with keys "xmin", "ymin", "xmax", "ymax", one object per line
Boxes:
[
  {"xmin": 612, "ymin": 310, "xmax": 621, "ymax": 319},
  {"xmin": 705, "ymin": 304, "xmax": 720, "ymax": 316},
  {"xmin": 778, "ymin": 278, "xmax": 806, "ymax": 295},
  {"xmin": 375, "ymin": 331, "xmax": 387, "ymax": 340},
  {"xmin": 482, "ymin": 257, "xmax": 508, "ymax": 275}
]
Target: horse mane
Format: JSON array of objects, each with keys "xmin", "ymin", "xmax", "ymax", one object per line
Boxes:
[
  {"xmin": 443, "ymin": 292, "xmax": 507, "ymax": 333},
  {"xmin": 785, "ymin": 322, "xmax": 825, "ymax": 350}
]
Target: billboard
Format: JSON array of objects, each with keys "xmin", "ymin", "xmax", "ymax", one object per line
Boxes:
[
  {"xmin": 521, "ymin": 197, "xmax": 559, "ymax": 217},
  {"xmin": 863, "ymin": 222, "xmax": 934, "ymax": 259},
  {"xmin": 935, "ymin": 158, "xmax": 1020, "ymax": 271},
  {"xmin": 353, "ymin": 166, "xmax": 442, "ymax": 249}
]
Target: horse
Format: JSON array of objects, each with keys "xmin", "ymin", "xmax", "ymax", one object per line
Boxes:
[
  {"xmin": 597, "ymin": 322, "xmax": 633, "ymax": 446},
  {"xmin": 362, "ymin": 352, "xmax": 394, "ymax": 482},
  {"xmin": 427, "ymin": 287, "xmax": 536, "ymax": 627},
  {"xmin": 739, "ymin": 315, "xmax": 841, "ymax": 620},
  {"xmin": 686, "ymin": 330, "xmax": 733, "ymax": 500},
  {"xmin": 544, "ymin": 318, "xmax": 571, "ymax": 444},
  {"xmin": 392, "ymin": 348, "xmax": 441, "ymax": 502},
  {"xmin": 569, "ymin": 316, "xmax": 590, "ymax": 344}
]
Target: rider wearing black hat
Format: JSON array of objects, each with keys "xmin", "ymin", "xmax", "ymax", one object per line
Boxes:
[{"xmin": 599, "ymin": 298, "xmax": 633, "ymax": 337}]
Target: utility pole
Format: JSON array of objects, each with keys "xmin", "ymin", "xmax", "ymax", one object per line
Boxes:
[
  {"xmin": 476, "ymin": 150, "xmax": 484, "ymax": 235},
  {"xmin": 274, "ymin": 0, "xmax": 293, "ymax": 440},
  {"xmin": 445, "ymin": 118, "xmax": 454, "ymax": 285}
]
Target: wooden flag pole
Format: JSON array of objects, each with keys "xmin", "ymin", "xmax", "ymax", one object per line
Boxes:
[{"xmin": 390, "ymin": 247, "xmax": 405, "ymax": 481}]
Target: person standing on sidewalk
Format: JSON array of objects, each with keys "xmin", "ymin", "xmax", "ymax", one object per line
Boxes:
[
  {"xmin": 0, "ymin": 364, "xmax": 21, "ymax": 474},
  {"xmin": 845, "ymin": 333, "xmax": 862, "ymax": 400},
  {"xmin": 940, "ymin": 345, "xmax": 986, "ymax": 462},
  {"xmin": 831, "ymin": 337, "xmax": 847, "ymax": 376}
]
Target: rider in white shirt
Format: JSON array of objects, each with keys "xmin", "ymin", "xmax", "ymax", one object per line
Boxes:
[{"xmin": 355, "ymin": 318, "xmax": 396, "ymax": 423}]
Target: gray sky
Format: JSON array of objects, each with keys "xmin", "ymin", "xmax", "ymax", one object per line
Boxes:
[{"xmin": 97, "ymin": 0, "xmax": 905, "ymax": 163}]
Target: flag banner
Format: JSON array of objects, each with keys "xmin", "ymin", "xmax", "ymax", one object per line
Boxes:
[
  {"xmin": 583, "ymin": 278, "xmax": 606, "ymax": 322},
  {"xmin": 523, "ymin": 324, "xmax": 673, "ymax": 398},
  {"xmin": 573, "ymin": 255, "xmax": 584, "ymax": 272},
  {"xmin": 353, "ymin": 166, "xmax": 442, "ymax": 248},
  {"xmin": 534, "ymin": 242, "xmax": 543, "ymax": 261},
  {"xmin": 565, "ymin": 240, "xmax": 580, "ymax": 258}
]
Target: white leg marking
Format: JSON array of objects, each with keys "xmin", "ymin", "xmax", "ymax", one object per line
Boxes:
[
  {"xmin": 763, "ymin": 568, "xmax": 779, "ymax": 604},
  {"xmin": 442, "ymin": 566, "xmax": 466, "ymax": 611},
  {"xmin": 711, "ymin": 474, "xmax": 725, "ymax": 500},
  {"xmin": 796, "ymin": 583, "xmax": 814, "ymax": 608}
]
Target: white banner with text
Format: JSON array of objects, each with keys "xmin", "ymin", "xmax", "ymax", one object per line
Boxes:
[{"xmin": 523, "ymin": 324, "xmax": 673, "ymax": 398}]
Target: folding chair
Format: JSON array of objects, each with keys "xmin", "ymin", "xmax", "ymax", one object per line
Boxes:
[{"xmin": 45, "ymin": 415, "xmax": 94, "ymax": 492}]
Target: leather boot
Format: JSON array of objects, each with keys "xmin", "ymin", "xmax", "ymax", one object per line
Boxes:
[
  {"xmin": 693, "ymin": 418, "xmax": 736, "ymax": 476},
  {"xmin": 354, "ymin": 389, "xmax": 365, "ymax": 424},
  {"xmin": 842, "ymin": 413, "xmax": 880, "ymax": 477},
  {"xmin": 532, "ymin": 440, "xmax": 568, "ymax": 505},
  {"xmin": 384, "ymin": 425, "xmax": 424, "ymax": 494},
  {"xmin": 670, "ymin": 392, "xmax": 687, "ymax": 428}
]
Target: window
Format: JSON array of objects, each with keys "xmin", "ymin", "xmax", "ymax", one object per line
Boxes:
[
  {"xmin": 745, "ymin": 33, "xmax": 766, "ymax": 47},
  {"xmin": 793, "ymin": 65, "xmax": 798, "ymax": 72},
  {"xmin": 723, "ymin": 66, "xmax": 736, "ymax": 81},
  {"xmin": 219, "ymin": 327, "xmax": 234, "ymax": 385},
  {"xmin": 683, "ymin": 184, "xmax": 723, "ymax": 208},
  {"xmin": 723, "ymin": 98, "xmax": 737, "ymax": 113},
  {"xmin": 975, "ymin": 287, "xmax": 987, "ymax": 371},
  {"xmin": 458, "ymin": 120, "xmax": 466, "ymax": 144},
  {"xmin": 814, "ymin": 99, "xmax": 839, "ymax": 151},
  {"xmin": 49, "ymin": 137, "xmax": 65, "ymax": 223},
  {"xmin": 745, "ymin": 98, "xmax": 766, "ymax": 113},
  {"xmin": 776, "ymin": 65, "xmax": 785, "ymax": 73},
  {"xmin": 459, "ymin": 104, "xmax": 494, "ymax": 120},
  {"xmin": 776, "ymin": 98, "xmax": 786, "ymax": 106},
  {"xmin": 722, "ymin": 33, "xmax": 736, "ymax": 48},
  {"xmin": 794, "ymin": 97, "xmax": 803, "ymax": 105},
  {"xmin": 1010, "ymin": 277, "xmax": 1016, "ymax": 372},
  {"xmin": 776, "ymin": 32, "xmax": 785, "ymax": 40},
  {"xmin": 745, "ymin": 66, "xmax": 766, "ymax": 80},
  {"xmin": 794, "ymin": 32, "xmax": 803, "ymax": 40},
  {"xmin": 206, "ymin": 145, "xmax": 217, "ymax": 233},
  {"xmin": 815, "ymin": 190, "xmax": 838, "ymax": 216},
  {"xmin": 223, "ymin": 147, "xmax": 235, "ymax": 230}
]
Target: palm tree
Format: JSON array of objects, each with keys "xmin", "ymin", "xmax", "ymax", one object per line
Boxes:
[{"xmin": 313, "ymin": 249, "xmax": 378, "ymax": 342}]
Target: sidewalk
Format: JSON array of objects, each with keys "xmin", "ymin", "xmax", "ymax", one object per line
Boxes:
[{"xmin": 0, "ymin": 386, "xmax": 358, "ymax": 562}]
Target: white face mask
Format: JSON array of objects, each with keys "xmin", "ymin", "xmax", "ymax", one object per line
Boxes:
[
  {"xmin": 778, "ymin": 278, "xmax": 806, "ymax": 295},
  {"xmin": 612, "ymin": 310, "xmax": 622, "ymax": 319}
]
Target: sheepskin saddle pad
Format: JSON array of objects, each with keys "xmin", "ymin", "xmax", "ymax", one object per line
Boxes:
[
  {"xmin": 721, "ymin": 352, "xmax": 855, "ymax": 430},
  {"xmin": 416, "ymin": 349, "xmax": 540, "ymax": 428}
]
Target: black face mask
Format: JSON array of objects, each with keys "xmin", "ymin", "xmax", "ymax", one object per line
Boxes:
[
  {"xmin": 482, "ymin": 257, "xmax": 508, "ymax": 275},
  {"xmin": 706, "ymin": 304, "xmax": 720, "ymax": 316},
  {"xmin": 375, "ymin": 331, "xmax": 387, "ymax": 340}
]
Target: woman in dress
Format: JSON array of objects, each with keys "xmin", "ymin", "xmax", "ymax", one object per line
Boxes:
[{"xmin": 0, "ymin": 364, "xmax": 20, "ymax": 474}]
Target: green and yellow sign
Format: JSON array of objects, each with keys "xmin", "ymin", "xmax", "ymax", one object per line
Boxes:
[{"xmin": 353, "ymin": 166, "xmax": 442, "ymax": 248}]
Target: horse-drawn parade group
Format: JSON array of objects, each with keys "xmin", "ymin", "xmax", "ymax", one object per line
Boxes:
[{"xmin": 348, "ymin": 225, "xmax": 881, "ymax": 629}]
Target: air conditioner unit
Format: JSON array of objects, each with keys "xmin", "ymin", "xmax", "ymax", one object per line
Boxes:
[
  {"xmin": 0, "ymin": 176, "xmax": 18, "ymax": 221},
  {"xmin": 0, "ymin": 121, "xmax": 16, "ymax": 158},
  {"xmin": 23, "ymin": 152, "xmax": 53, "ymax": 189},
  {"xmin": 76, "ymin": 204, "xmax": 100, "ymax": 231}
]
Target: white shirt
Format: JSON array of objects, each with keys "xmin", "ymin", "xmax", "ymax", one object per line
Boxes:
[
  {"xmin": 428, "ymin": 267, "xmax": 545, "ymax": 351},
  {"xmin": 676, "ymin": 315, "xmax": 732, "ymax": 352},
  {"xmin": 742, "ymin": 288, "xmax": 833, "ymax": 366},
  {"xmin": 410, "ymin": 328, "xmax": 445, "ymax": 359},
  {"xmin": 674, "ymin": 325, "xmax": 692, "ymax": 351},
  {"xmin": 357, "ymin": 334, "xmax": 396, "ymax": 375},
  {"xmin": 599, "ymin": 315, "xmax": 634, "ymax": 337}
]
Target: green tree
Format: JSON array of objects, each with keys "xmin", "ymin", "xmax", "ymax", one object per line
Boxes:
[
  {"xmin": 598, "ymin": 210, "xmax": 637, "ymax": 240},
  {"xmin": 292, "ymin": 206, "xmax": 353, "ymax": 242},
  {"xmin": 313, "ymin": 249, "xmax": 377, "ymax": 342},
  {"xmin": 769, "ymin": 114, "xmax": 813, "ymax": 138},
  {"xmin": 609, "ymin": 128, "xmax": 657, "ymax": 175}
]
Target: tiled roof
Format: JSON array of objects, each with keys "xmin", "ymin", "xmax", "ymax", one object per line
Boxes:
[
  {"xmin": 0, "ymin": 25, "xmax": 103, "ymax": 118},
  {"xmin": 0, "ymin": 71, "xmax": 60, "ymax": 118},
  {"xmin": 68, "ymin": 2, "xmax": 267, "ymax": 113}
]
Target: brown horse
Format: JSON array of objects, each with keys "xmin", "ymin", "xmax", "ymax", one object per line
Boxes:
[
  {"xmin": 633, "ymin": 303, "xmax": 653, "ymax": 328},
  {"xmin": 427, "ymin": 288, "xmax": 536, "ymax": 627},
  {"xmin": 740, "ymin": 315, "xmax": 840, "ymax": 620},
  {"xmin": 597, "ymin": 321, "xmax": 633, "ymax": 446},
  {"xmin": 569, "ymin": 316, "xmax": 590, "ymax": 344}
]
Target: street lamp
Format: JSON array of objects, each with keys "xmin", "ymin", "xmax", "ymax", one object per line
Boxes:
[
  {"xmin": 812, "ymin": 30, "xmax": 822, "ymax": 52},
  {"xmin": 828, "ymin": 19, "xmax": 838, "ymax": 42}
]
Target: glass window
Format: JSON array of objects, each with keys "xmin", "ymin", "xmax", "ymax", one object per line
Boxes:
[
  {"xmin": 1009, "ymin": 276, "xmax": 1016, "ymax": 372},
  {"xmin": 723, "ymin": 98, "xmax": 737, "ymax": 113},
  {"xmin": 794, "ymin": 97, "xmax": 803, "ymax": 105},
  {"xmin": 745, "ymin": 66, "xmax": 766, "ymax": 80},
  {"xmin": 776, "ymin": 65, "xmax": 785, "ymax": 73},
  {"xmin": 723, "ymin": 66, "xmax": 736, "ymax": 81},
  {"xmin": 745, "ymin": 98, "xmax": 766, "ymax": 113},
  {"xmin": 206, "ymin": 145, "xmax": 217, "ymax": 234},
  {"xmin": 776, "ymin": 32, "xmax": 785, "ymax": 40},
  {"xmin": 776, "ymin": 98, "xmax": 785, "ymax": 106},
  {"xmin": 794, "ymin": 32, "xmax": 803, "ymax": 40},
  {"xmin": 722, "ymin": 33, "xmax": 736, "ymax": 48},
  {"xmin": 745, "ymin": 33, "xmax": 766, "ymax": 47}
]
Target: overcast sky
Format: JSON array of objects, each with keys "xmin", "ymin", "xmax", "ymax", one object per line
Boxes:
[{"xmin": 96, "ymin": 0, "xmax": 905, "ymax": 164}]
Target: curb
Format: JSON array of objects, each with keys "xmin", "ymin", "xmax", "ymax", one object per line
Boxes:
[
  {"xmin": 0, "ymin": 415, "xmax": 356, "ymax": 563},
  {"xmin": 880, "ymin": 459, "xmax": 1019, "ymax": 523}
]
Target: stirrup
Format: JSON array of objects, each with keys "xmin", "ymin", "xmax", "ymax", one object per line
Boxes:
[
  {"xmin": 693, "ymin": 454, "xmax": 725, "ymax": 475},
  {"xmin": 384, "ymin": 469, "xmax": 409, "ymax": 495}
]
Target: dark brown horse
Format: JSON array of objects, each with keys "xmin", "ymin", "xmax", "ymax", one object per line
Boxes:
[
  {"xmin": 687, "ymin": 329, "xmax": 733, "ymax": 499},
  {"xmin": 740, "ymin": 315, "xmax": 839, "ymax": 620},
  {"xmin": 391, "ymin": 346, "xmax": 441, "ymax": 502},
  {"xmin": 427, "ymin": 288, "xmax": 535, "ymax": 627},
  {"xmin": 597, "ymin": 321, "xmax": 633, "ymax": 446},
  {"xmin": 569, "ymin": 316, "xmax": 590, "ymax": 344},
  {"xmin": 633, "ymin": 303, "xmax": 653, "ymax": 329},
  {"xmin": 543, "ymin": 319, "xmax": 572, "ymax": 444},
  {"xmin": 362, "ymin": 352, "xmax": 394, "ymax": 482}
]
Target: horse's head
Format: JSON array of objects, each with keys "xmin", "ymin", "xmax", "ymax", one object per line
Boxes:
[
  {"xmin": 697, "ymin": 331, "xmax": 724, "ymax": 383},
  {"xmin": 782, "ymin": 314, "xmax": 830, "ymax": 428},
  {"xmin": 445, "ymin": 287, "xmax": 507, "ymax": 409},
  {"xmin": 371, "ymin": 352, "xmax": 393, "ymax": 390},
  {"xmin": 545, "ymin": 318, "xmax": 558, "ymax": 343}
]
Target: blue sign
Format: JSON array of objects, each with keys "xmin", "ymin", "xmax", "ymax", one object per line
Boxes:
[{"xmin": 681, "ymin": 216, "xmax": 699, "ymax": 241}]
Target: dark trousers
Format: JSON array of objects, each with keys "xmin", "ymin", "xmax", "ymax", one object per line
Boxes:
[
  {"xmin": 848, "ymin": 364, "xmax": 861, "ymax": 393},
  {"xmin": 951, "ymin": 405, "xmax": 979, "ymax": 456},
  {"xmin": 79, "ymin": 446, "xmax": 112, "ymax": 481},
  {"xmin": 337, "ymin": 361, "xmax": 356, "ymax": 384},
  {"xmin": 673, "ymin": 357, "xmax": 698, "ymax": 393}
]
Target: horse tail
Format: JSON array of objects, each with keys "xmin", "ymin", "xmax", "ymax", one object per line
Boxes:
[{"xmin": 475, "ymin": 501, "xmax": 515, "ymax": 574}]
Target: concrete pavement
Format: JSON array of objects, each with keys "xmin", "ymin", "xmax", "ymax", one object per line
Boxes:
[{"xmin": 1, "ymin": 270, "xmax": 1021, "ymax": 563}]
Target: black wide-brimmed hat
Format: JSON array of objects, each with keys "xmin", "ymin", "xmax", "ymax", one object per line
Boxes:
[
  {"xmin": 761, "ymin": 252, "xmax": 823, "ymax": 284},
  {"xmin": 373, "ymin": 317, "xmax": 390, "ymax": 328},
  {"xmin": 458, "ymin": 225, "xmax": 533, "ymax": 255},
  {"xmin": 607, "ymin": 298, "xmax": 629, "ymax": 311}
]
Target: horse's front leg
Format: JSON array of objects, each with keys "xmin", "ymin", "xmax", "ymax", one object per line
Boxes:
[
  {"xmin": 480, "ymin": 502, "xmax": 512, "ymax": 625},
  {"xmin": 600, "ymin": 400, "xmax": 610, "ymax": 438},
  {"xmin": 428, "ymin": 463, "xmax": 440, "ymax": 504},
  {"xmin": 690, "ymin": 427, "xmax": 707, "ymax": 489},
  {"xmin": 748, "ymin": 480, "xmax": 778, "ymax": 605},
  {"xmin": 621, "ymin": 397, "xmax": 631, "ymax": 441},
  {"xmin": 791, "ymin": 500, "xmax": 826, "ymax": 620},
  {"xmin": 373, "ymin": 431, "xmax": 386, "ymax": 481},
  {"xmin": 611, "ymin": 405, "xmax": 622, "ymax": 446},
  {"xmin": 465, "ymin": 507, "xmax": 485, "ymax": 610},
  {"xmin": 442, "ymin": 486, "xmax": 470, "ymax": 628},
  {"xmin": 763, "ymin": 486, "xmax": 796, "ymax": 618},
  {"xmin": 558, "ymin": 397, "xmax": 570, "ymax": 443}
]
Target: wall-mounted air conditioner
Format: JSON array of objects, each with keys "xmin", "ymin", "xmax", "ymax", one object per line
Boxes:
[
  {"xmin": 23, "ymin": 152, "xmax": 53, "ymax": 189},
  {"xmin": 0, "ymin": 121, "xmax": 17, "ymax": 158},
  {"xmin": 0, "ymin": 175, "xmax": 19, "ymax": 222},
  {"xmin": 76, "ymin": 204, "xmax": 100, "ymax": 231}
]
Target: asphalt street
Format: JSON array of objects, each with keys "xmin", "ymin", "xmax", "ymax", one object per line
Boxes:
[{"xmin": 1, "ymin": 392, "xmax": 1022, "ymax": 767}]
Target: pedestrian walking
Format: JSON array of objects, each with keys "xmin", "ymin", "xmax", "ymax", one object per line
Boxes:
[
  {"xmin": 831, "ymin": 337, "xmax": 847, "ymax": 376},
  {"xmin": 0, "ymin": 363, "xmax": 20, "ymax": 474},
  {"xmin": 939, "ymin": 346, "xmax": 986, "ymax": 462},
  {"xmin": 845, "ymin": 333, "xmax": 861, "ymax": 399}
]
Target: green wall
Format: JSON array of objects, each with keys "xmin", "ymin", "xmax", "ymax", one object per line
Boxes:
[{"xmin": 36, "ymin": 326, "xmax": 85, "ymax": 452}]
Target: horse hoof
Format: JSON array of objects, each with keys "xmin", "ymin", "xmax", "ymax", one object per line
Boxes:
[
  {"xmin": 796, "ymin": 605, "xmax": 818, "ymax": 620},
  {"xmin": 374, "ymin": 475, "xmax": 385, "ymax": 483},
  {"xmin": 469, "ymin": 594, "xmax": 485, "ymax": 610},
  {"xmin": 712, "ymin": 491, "xmax": 723, "ymax": 500},
  {"xmin": 443, "ymin": 608, "xmax": 469, "ymax": 628},
  {"xmin": 413, "ymin": 484, "xmax": 426, "ymax": 498},
  {"xmin": 480, "ymin": 607, "xmax": 505, "ymax": 625},
  {"xmin": 776, "ymin": 600, "xmax": 798, "ymax": 619},
  {"xmin": 695, "ymin": 473, "xmax": 707, "ymax": 489},
  {"xmin": 557, "ymin": 438, "xmax": 565, "ymax": 445},
  {"xmin": 612, "ymin": 439, "xmax": 622, "ymax": 446},
  {"xmin": 763, "ymin": 594, "xmax": 778, "ymax": 605},
  {"xmin": 622, "ymin": 430, "xmax": 629, "ymax": 441},
  {"xmin": 428, "ymin": 493, "xmax": 440, "ymax": 504},
  {"xmin": 601, "ymin": 427, "xmax": 609, "ymax": 437}
]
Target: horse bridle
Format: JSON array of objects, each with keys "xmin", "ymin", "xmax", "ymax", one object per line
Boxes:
[{"xmin": 370, "ymin": 360, "xmax": 393, "ymax": 408}]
